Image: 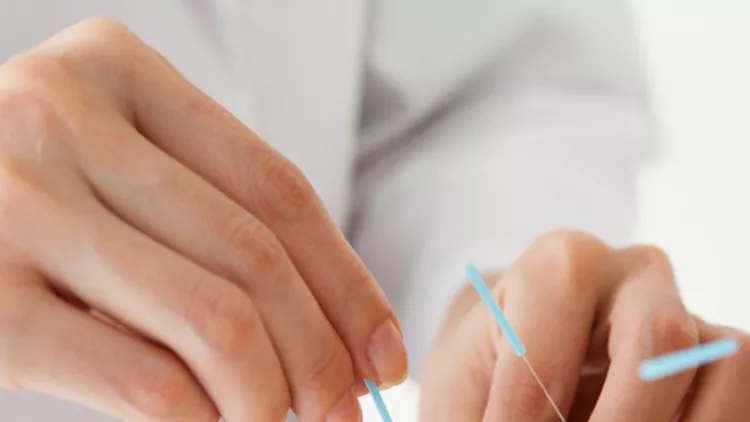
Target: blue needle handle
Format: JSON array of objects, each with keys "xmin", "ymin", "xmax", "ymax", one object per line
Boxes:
[
  {"xmin": 639, "ymin": 338, "xmax": 740, "ymax": 381},
  {"xmin": 365, "ymin": 379, "xmax": 393, "ymax": 422},
  {"xmin": 467, "ymin": 264, "xmax": 527, "ymax": 356}
]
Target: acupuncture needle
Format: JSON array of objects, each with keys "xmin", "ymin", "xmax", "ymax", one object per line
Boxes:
[
  {"xmin": 639, "ymin": 338, "xmax": 740, "ymax": 381},
  {"xmin": 466, "ymin": 264, "xmax": 567, "ymax": 422},
  {"xmin": 364, "ymin": 379, "xmax": 394, "ymax": 422}
]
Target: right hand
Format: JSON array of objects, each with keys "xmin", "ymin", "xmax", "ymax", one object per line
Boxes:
[{"xmin": 0, "ymin": 18, "xmax": 407, "ymax": 422}]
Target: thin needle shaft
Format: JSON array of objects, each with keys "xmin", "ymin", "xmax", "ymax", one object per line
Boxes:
[
  {"xmin": 467, "ymin": 264, "xmax": 567, "ymax": 421},
  {"xmin": 522, "ymin": 356, "xmax": 566, "ymax": 422}
]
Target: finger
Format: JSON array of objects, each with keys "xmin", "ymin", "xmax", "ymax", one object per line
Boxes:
[
  {"xmin": 42, "ymin": 18, "xmax": 406, "ymax": 384},
  {"xmin": 0, "ymin": 268, "xmax": 217, "ymax": 421},
  {"xmin": 134, "ymin": 55, "xmax": 406, "ymax": 385},
  {"xmin": 589, "ymin": 246, "xmax": 698, "ymax": 422},
  {"xmin": 419, "ymin": 304, "xmax": 497, "ymax": 422},
  {"xmin": 483, "ymin": 231, "xmax": 614, "ymax": 421},
  {"xmin": 76, "ymin": 121, "xmax": 359, "ymax": 421},
  {"xmin": 4, "ymin": 178, "xmax": 289, "ymax": 422},
  {"xmin": 680, "ymin": 320, "xmax": 750, "ymax": 421}
]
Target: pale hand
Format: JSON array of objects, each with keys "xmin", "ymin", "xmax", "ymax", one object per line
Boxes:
[
  {"xmin": 422, "ymin": 230, "xmax": 749, "ymax": 422},
  {"xmin": 0, "ymin": 18, "xmax": 407, "ymax": 422}
]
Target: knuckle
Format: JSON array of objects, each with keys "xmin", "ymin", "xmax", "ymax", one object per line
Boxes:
[
  {"xmin": 525, "ymin": 229, "xmax": 608, "ymax": 295},
  {"xmin": 122, "ymin": 358, "xmax": 195, "ymax": 419},
  {"xmin": 183, "ymin": 282, "xmax": 261, "ymax": 359},
  {"xmin": 222, "ymin": 216, "xmax": 288, "ymax": 281},
  {"xmin": 293, "ymin": 343, "xmax": 353, "ymax": 419},
  {"xmin": 50, "ymin": 17, "xmax": 144, "ymax": 81},
  {"xmin": 256, "ymin": 151, "xmax": 319, "ymax": 220},
  {"xmin": 66, "ymin": 17, "xmax": 140, "ymax": 50},
  {"xmin": 1, "ymin": 53, "xmax": 69, "ymax": 89},
  {"xmin": 300, "ymin": 343, "xmax": 353, "ymax": 393},
  {"xmin": 0, "ymin": 85, "xmax": 63, "ymax": 143},
  {"xmin": 184, "ymin": 89, "xmax": 225, "ymax": 119},
  {"xmin": 647, "ymin": 310, "xmax": 698, "ymax": 353},
  {"xmin": 628, "ymin": 244, "xmax": 674, "ymax": 278},
  {"xmin": 335, "ymin": 264, "xmax": 371, "ymax": 309}
]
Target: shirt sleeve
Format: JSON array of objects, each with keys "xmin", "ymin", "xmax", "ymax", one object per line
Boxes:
[{"xmin": 349, "ymin": 2, "xmax": 658, "ymax": 375}]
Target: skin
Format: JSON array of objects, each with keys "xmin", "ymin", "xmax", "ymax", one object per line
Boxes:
[
  {"xmin": 2, "ymin": 17, "xmax": 746, "ymax": 422},
  {"xmin": 421, "ymin": 230, "xmax": 750, "ymax": 422},
  {"xmin": 0, "ymin": 18, "xmax": 408, "ymax": 422}
]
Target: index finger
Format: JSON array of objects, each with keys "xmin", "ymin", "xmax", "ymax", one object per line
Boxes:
[
  {"xmin": 483, "ymin": 231, "xmax": 615, "ymax": 422},
  {"xmin": 45, "ymin": 18, "xmax": 407, "ymax": 385}
]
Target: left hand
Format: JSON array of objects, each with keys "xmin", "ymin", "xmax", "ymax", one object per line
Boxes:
[{"xmin": 421, "ymin": 230, "xmax": 749, "ymax": 421}]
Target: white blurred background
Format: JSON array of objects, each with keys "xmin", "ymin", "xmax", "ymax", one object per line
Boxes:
[
  {"xmin": 632, "ymin": 0, "xmax": 750, "ymax": 332},
  {"xmin": 362, "ymin": 1, "xmax": 750, "ymax": 420}
]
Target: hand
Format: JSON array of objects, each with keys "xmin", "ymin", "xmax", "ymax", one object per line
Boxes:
[
  {"xmin": 0, "ymin": 18, "xmax": 407, "ymax": 422},
  {"xmin": 421, "ymin": 230, "xmax": 749, "ymax": 421}
]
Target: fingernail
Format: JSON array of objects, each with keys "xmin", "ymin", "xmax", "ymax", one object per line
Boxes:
[
  {"xmin": 326, "ymin": 392, "xmax": 361, "ymax": 422},
  {"xmin": 367, "ymin": 319, "xmax": 408, "ymax": 384}
]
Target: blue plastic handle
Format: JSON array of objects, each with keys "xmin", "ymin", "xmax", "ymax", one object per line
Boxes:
[
  {"xmin": 365, "ymin": 379, "xmax": 393, "ymax": 422},
  {"xmin": 639, "ymin": 338, "xmax": 740, "ymax": 381},
  {"xmin": 466, "ymin": 263, "xmax": 527, "ymax": 356}
]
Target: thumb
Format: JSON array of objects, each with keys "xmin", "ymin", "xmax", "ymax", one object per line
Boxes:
[{"xmin": 419, "ymin": 303, "xmax": 497, "ymax": 422}]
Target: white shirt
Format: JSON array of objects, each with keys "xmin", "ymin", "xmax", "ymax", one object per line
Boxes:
[{"xmin": 0, "ymin": 0, "xmax": 654, "ymax": 420}]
